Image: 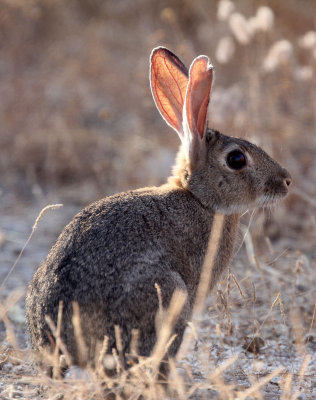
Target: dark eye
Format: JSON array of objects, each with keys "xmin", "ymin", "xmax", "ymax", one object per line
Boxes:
[{"xmin": 226, "ymin": 150, "xmax": 247, "ymax": 170}]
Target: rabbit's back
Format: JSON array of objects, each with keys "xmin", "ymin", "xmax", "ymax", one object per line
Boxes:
[{"xmin": 37, "ymin": 185, "xmax": 212, "ymax": 286}]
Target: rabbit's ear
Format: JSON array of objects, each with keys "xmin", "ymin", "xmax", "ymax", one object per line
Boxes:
[
  {"xmin": 150, "ymin": 47, "xmax": 188, "ymax": 140},
  {"xmin": 183, "ymin": 56, "xmax": 214, "ymax": 163}
]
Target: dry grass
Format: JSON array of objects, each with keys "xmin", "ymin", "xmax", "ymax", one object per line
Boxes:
[{"xmin": 0, "ymin": 0, "xmax": 315, "ymax": 398}]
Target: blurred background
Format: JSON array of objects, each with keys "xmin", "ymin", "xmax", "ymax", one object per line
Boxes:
[{"xmin": 0, "ymin": 0, "xmax": 315, "ymax": 248}]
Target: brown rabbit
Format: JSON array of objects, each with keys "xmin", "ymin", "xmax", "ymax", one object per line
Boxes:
[{"xmin": 26, "ymin": 47, "xmax": 291, "ymax": 375}]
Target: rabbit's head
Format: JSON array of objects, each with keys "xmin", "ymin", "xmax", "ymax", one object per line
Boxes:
[{"xmin": 150, "ymin": 47, "xmax": 291, "ymax": 214}]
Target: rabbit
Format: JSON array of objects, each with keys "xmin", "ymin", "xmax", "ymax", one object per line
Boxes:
[{"xmin": 26, "ymin": 47, "xmax": 291, "ymax": 376}]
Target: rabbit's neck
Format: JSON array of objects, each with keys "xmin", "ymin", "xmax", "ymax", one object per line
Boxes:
[{"xmin": 168, "ymin": 147, "xmax": 189, "ymax": 189}]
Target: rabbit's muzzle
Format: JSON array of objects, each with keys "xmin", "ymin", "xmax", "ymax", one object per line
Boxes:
[
  {"xmin": 262, "ymin": 167, "xmax": 292, "ymax": 206},
  {"xmin": 274, "ymin": 167, "xmax": 292, "ymax": 193}
]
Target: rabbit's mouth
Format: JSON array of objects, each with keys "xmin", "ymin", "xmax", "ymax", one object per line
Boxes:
[
  {"xmin": 256, "ymin": 192, "xmax": 288, "ymax": 208},
  {"xmin": 216, "ymin": 188, "xmax": 289, "ymax": 214},
  {"xmin": 257, "ymin": 174, "xmax": 291, "ymax": 208}
]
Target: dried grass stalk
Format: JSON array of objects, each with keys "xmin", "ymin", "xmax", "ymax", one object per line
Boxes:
[{"xmin": 72, "ymin": 302, "xmax": 88, "ymax": 367}]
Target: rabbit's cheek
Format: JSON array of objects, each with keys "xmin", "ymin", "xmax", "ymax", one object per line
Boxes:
[{"xmin": 238, "ymin": 173, "xmax": 258, "ymax": 201}]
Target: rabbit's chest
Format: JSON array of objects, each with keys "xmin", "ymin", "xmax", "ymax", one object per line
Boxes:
[
  {"xmin": 170, "ymin": 213, "xmax": 239, "ymax": 296},
  {"xmin": 210, "ymin": 214, "xmax": 239, "ymax": 289}
]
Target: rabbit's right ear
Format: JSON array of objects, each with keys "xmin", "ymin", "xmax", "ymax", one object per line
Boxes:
[
  {"xmin": 150, "ymin": 47, "xmax": 188, "ymax": 141},
  {"xmin": 183, "ymin": 55, "xmax": 214, "ymax": 166}
]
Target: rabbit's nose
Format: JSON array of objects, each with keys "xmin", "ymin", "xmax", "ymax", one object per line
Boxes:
[
  {"xmin": 282, "ymin": 169, "xmax": 292, "ymax": 188},
  {"xmin": 284, "ymin": 177, "xmax": 291, "ymax": 187}
]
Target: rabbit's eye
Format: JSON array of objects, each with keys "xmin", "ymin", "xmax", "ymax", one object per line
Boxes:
[{"xmin": 226, "ymin": 150, "xmax": 247, "ymax": 170}]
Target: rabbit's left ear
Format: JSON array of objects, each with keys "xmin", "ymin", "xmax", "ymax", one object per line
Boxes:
[
  {"xmin": 183, "ymin": 56, "xmax": 214, "ymax": 164},
  {"xmin": 150, "ymin": 47, "xmax": 188, "ymax": 141}
]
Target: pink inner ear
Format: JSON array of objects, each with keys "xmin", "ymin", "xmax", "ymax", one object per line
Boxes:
[
  {"xmin": 150, "ymin": 48, "xmax": 188, "ymax": 134},
  {"xmin": 186, "ymin": 57, "xmax": 213, "ymax": 139}
]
